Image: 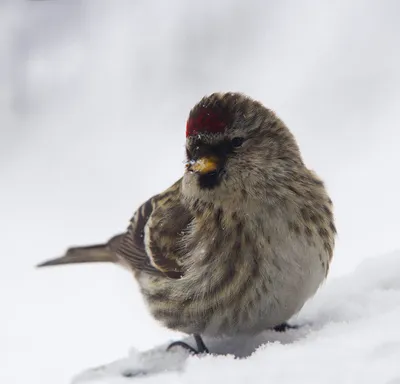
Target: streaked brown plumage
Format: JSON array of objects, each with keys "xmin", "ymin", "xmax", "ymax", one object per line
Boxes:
[{"xmin": 38, "ymin": 92, "xmax": 336, "ymax": 351}]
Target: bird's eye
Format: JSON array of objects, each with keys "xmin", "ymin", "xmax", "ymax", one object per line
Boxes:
[{"xmin": 231, "ymin": 137, "xmax": 245, "ymax": 148}]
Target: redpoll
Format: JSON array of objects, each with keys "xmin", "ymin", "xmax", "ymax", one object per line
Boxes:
[{"xmin": 38, "ymin": 92, "xmax": 336, "ymax": 354}]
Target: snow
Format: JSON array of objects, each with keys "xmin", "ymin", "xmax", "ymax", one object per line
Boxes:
[
  {"xmin": 1, "ymin": 1, "xmax": 400, "ymax": 383},
  {"xmin": 71, "ymin": 251, "xmax": 400, "ymax": 383}
]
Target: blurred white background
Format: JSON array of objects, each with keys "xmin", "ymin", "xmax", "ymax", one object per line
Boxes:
[{"xmin": 1, "ymin": 1, "xmax": 400, "ymax": 383}]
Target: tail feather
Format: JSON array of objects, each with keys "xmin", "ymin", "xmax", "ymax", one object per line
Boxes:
[{"xmin": 37, "ymin": 238, "xmax": 121, "ymax": 268}]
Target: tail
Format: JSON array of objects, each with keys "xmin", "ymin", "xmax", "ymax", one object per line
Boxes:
[{"xmin": 36, "ymin": 234, "xmax": 123, "ymax": 268}]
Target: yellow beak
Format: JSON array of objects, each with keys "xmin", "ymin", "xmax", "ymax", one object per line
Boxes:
[{"xmin": 187, "ymin": 156, "xmax": 219, "ymax": 174}]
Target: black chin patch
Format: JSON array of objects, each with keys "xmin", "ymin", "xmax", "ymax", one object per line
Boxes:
[{"xmin": 198, "ymin": 171, "xmax": 222, "ymax": 189}]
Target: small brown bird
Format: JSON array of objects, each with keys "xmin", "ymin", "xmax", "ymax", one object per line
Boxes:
[{"xmin": 38, "ymin": 92, "xmax": 336, "ymax": 354}]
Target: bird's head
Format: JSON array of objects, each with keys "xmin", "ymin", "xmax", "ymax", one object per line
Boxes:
[{"xmin": 182, "ymin": 92, "xmax": 304, "ymax": 206}]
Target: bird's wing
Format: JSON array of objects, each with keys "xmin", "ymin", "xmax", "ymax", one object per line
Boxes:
[
  {"xmin": 117, "ymin": 179, "xmax": 192, "ymax": 279},
  {"xmin": 37, "ymin": 179, "xmax": 192, "ymax": 278}
]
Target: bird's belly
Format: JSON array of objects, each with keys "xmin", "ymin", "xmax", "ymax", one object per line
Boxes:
[
  {"xmin": 202, "ymin": 270, "xmax": 325, "ymax": 337},
  {"xmin": 141, "ymin": 252, "xmax": 326, "ymax": 337}
]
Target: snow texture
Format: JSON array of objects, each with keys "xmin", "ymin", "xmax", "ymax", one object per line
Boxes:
[
  {"xmin": 72, "ymin": 251, "xmax": 400, "ymax": 383},
  {"xmin": 2, "ymin": 1, "xmax": 400, "ymax": 384}
]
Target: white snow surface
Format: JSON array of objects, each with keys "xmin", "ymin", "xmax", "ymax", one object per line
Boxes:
[
  {"xmin": 73, "ymin": 251, "xmax": 400, "ymax": 384},
  {"xmin": 1, "ymin": 1, "xmax": 400, "ymax": 384}
]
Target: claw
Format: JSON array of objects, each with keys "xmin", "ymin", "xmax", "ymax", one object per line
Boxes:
[
  {"xmin": 273, "ymin": 322, "xmax": 299, "ymax": 332},
  {"xmin": 167, "ymin": 334, "xmax": 209, "ymax": 355}
]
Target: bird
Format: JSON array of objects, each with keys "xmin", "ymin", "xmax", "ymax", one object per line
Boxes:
[{"xmin": 37, "ymin": 92, "xmax": 336, "ymax": 354}]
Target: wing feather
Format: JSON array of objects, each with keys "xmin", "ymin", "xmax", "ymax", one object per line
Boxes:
[{"xmin": 117, "ymin": 179, "xmax": 191, "ymax": 279}]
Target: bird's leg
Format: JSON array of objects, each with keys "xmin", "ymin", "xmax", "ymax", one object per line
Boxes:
[
  {"xmin": 193, "ymin": 334, "xmax": 209, "ymax": 353},
  {"xmin": 167, "ymin": 334, "xmax": 209, "ymax": 354},
  {"xmin": 273, "ymin": 322, "xmax": 299, "ymax": 332}
]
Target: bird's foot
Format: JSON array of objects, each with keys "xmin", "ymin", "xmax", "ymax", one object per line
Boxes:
[
  {"xmin": 167, "ymin": 334, "xmax": 209, "ymax": 355},
  {"xmin": 273, "ymin": 322, "xmax": 299, "ymax": 332}
]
